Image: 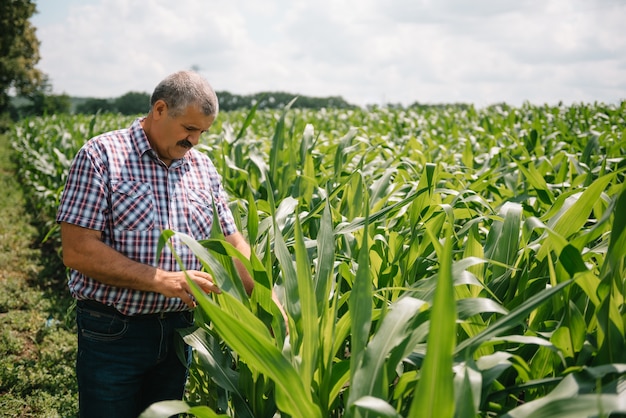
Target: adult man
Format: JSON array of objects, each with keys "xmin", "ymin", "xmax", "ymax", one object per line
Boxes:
[{"xmin": 57, "ymin": 70, "xmax": 256, "ymax": 417}]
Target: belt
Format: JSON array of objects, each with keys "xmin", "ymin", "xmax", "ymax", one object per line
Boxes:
[{"xmin": 77, "ymin": 299, "xmax": 192, "ymax": 320}]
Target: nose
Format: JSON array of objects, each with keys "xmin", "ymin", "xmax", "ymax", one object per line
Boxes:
[{"xmin": 187, "ymin": 133, "xmax": 201, "ymax": 145}]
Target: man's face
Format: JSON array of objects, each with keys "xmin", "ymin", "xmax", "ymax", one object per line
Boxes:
[{"xmin": 149, "ymin": 100, "xmax": 215, "ymax": 165}]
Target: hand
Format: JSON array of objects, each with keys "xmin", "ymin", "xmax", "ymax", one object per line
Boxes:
[{"xmin": 154, "ymin": 269, "xmax": 221, "ymax": 308}]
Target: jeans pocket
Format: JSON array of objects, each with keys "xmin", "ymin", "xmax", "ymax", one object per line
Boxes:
[
  {"xmin": 173, "ymin": 310, "xmax": 195, "ymax": 330},
  {"xmin": 77, "ymin": 306, "xmax": 129, "ymax": 342}
]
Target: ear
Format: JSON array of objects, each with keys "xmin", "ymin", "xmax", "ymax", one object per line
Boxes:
[{"xmin": 152, "ymin": 100, "xmax": 168, "ymax": 120}]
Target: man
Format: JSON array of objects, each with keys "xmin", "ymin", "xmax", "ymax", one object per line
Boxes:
[{"xmin": 57, "ymin": 70, "xmax": 258, "ymax": 417}]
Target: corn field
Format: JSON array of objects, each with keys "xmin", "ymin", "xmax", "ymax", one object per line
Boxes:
[{"xmin": 11, "ymin": 101, "xmax": 626, "ymax": 417}]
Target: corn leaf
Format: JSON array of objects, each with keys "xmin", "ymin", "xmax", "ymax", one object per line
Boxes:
[
  {"xmin": 188, "ymin": 284, "xmax": 321, "ymax": 417},
  {"xmin": 348, "ymin": 180, "xmax": 372, "ymax": 385},
  {"xmin": 292, "ymin": 209, "xmax": 319, "ymax": 391},
  {"xmin": 409, "ymin": 232, "xmax": 456, "ymax": 418},
  {"xmin": 139, "ymin": 400, "xmax": 228, "ymax": 418},
  {"xmin": 348, "ymin": 297, "xmax": 426, "ymax": 407}
]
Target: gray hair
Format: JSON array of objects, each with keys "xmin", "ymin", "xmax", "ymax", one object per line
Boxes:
[{"xmin": 150, "ymin": 70, "xmax": 219, "ymax": 117}]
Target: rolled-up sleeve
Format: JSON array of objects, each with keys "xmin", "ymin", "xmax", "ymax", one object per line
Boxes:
[{"xmin": 56, "ymin": 146, "xmax": 108, "ymax": 231}]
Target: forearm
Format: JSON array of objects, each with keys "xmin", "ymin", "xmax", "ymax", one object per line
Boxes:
[
  {"xmin": 62, "ymin": 233, "xmax": 159, "ymax": 293},
  {"xmin": 60, "ymin": 222, "xmax": 219, "ymax": 307}
]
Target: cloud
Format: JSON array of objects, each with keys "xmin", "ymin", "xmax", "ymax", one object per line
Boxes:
[{"xmin": 33, "ymin": 0, "xmax": 626, "ymax": 107}]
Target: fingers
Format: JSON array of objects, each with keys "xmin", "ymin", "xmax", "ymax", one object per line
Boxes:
[
  {"xmin": 154, "ymin": 269, "xmax": 220, "ymax": 308},
  {"xmin": 185, "ymin": 270, "xmax": 221, "ymax": 295},
  {"xmin": 176, "ymin": 271, "xmax": 219, "ymax": 308},
  {"xmin": 179, "ymin": 290, "xmax": 197, "ymax": 309}
]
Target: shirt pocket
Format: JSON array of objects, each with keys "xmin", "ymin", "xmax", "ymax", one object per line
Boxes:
[
  {"xmin": 186, "ymin": 188, "xmax": 214, "ymax": 236},
  {"xmin": 110, "ymin": 181, "xmax": 155, "ymax": 231}
]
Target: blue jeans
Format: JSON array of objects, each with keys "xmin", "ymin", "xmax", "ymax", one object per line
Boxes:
[{"xmin": 75, "ymin": 300, "xmax": 194, "ymax": 418}]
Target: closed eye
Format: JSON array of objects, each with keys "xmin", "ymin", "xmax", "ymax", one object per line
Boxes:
[{"xmin": 183, "ymin": 125, "xmax": 208, "ymax": 134}]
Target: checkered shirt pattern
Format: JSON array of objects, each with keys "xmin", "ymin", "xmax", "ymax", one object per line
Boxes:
[{"xmin": 56, "ymin": 118, "xmax": 237, "ymax": 315}]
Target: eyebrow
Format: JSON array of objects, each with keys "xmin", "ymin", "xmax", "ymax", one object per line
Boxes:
[{"xmin": 182, "ymin": 123, "xmax": 208, "ymax": 133}]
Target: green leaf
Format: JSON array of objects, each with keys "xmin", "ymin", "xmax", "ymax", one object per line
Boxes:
[
  {"xmin": 180, "ymin": 327, "xmax": 255, "ymax": 417},
  {"xmin": 453, "ymin": 362, "xmax": 482, "ymax": 418},
  {"xmin": 351, "ymin": 396, "xmax": 403, "ymax": 418},
  {"xmin": 348, "ymin": 179, "xmax": 372, "ymax": 383},
  {"xmin": 188, "ymin": 285, "xmax": 321, "ymax": 417},
  {"xmin": 233, "ymin": 101, "xmax": 259, "ymax": 143},
  {"xmin": 246, "ymin": 186, "xmax": 259, "ymax": 244},
  {"xmin": 139, "ymin": 400, "xmax": 228, "ymax": 418},
  {"xmin": 348, "ymin": 297, "xmax": 426, "ymax": 406},
  {"xmin": 517, "ymin": 161, "xmax": 554, "ymax": 204},
  {"xmin": 293, "ymin": 208, "xmax": 319, "ymax": 391},
  {"xmin": 335, "ymin": 186, "xmax": 429, "ymax": 235},
  {"xmin": 505, "ymin": 395, "xmax": 626, "ymax": 418},
  {"xmin": 161, "ymin": 230, "xmax": 248, "ymax": 302},
  {"xmin": 327, "ymin": 360, "xmax": 351, "ymax": 408},
  {"xmin": 484, "ymin": 202, "xmax": 522, "ymax": 299},
  {"xmin": 538, "ymin": 172, "xmax": 615, "ymax": 259},
  {"xmin": 456, "ymin": 297, "xmax": 508, "ymax": 319},
  {"xmin": 268, "ymin": 97, "xmax": 298, "ymax": 192},
  {"xmin": 597, "ymin": 185, "xmax": 626, "ymax": 363},
  {"xmin": 550, "ymin": 300, "xmax": 586, "ymax": 359},
  {"xmin": 455, "ymin": 279, "xmax": 574, "ymax": 357},
  {"xmin": 409, "ymin": 233, "xmax": 456, "ymax": 418},
  {"xmin": 502, "ymin": 364, "xmax": 626, "ymax": 418},
  {"xmin": 559, "ymin": 244, "xmax": 588, "ymax": 277},
  {"xmin": 315, "ymin": 198, "xmax": 337, "ymax": 312},
  {"xmin": 272, "ymin": 210, "xmax": 301, "ymax": 328}
]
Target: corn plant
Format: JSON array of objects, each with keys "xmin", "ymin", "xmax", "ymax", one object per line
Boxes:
[
  {"xmin": 139, "ymin": 101, "xmax": 626, "ymax": 417},
  {"xmin": 11, "ymin": 113, "xmax": 135, "ymax": 243},
  {"xmin": 10, "ymin": 100, "xmax": 626, "ymax": 417}
]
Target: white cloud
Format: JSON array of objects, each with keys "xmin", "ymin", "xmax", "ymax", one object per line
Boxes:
[{"xmin": 33, "ymin": 0, "xmax": 626, "ymax": 107}]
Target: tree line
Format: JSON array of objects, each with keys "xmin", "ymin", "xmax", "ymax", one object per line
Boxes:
[
  {"xmin": 9, "ymin": 89, "xmax": 356, "ymax": 119},
  {"xmin": 67, "ymin": 90, "xmax": 356, "ymax": 116}
]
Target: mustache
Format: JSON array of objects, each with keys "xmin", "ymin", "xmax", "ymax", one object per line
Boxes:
[{"xmin": 176, "ymin": 139, "xmax": 193, "ymax": 149}]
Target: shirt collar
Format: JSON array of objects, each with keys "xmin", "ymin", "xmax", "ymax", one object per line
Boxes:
[{"xmin": 129, "ymin": 117, "xmax": 154, "ymax": 158}]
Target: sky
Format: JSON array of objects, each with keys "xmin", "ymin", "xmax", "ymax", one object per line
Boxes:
[{"xmin": 32, "ymin": 0, "xmax": 626, "ymax": 108}]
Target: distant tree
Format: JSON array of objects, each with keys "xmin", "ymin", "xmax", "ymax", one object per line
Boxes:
[
  {"xmin": 408, "ymin": 101, "xmax": 471, "ymax": 111},
  {"xmin": 8, "ymin": 76, "xmax": 69, "ymax": 118},
  {"xmin": 75, "ymin": 98, "xmax": 116, "ymax": 114},
  {"xmin": 293, "ymin": 94, "xmax": 353, "ymax": 110},
  {"xmin": 69, "ymin": 90, "xmax": 356, "ymax": 116},
  {"xmin": 0, "ymin": 0, "xmax": 44, "ymax": 117},
  {"xmin": 24, "ymin": 81, "xmax": 70, "ymax": 116},
  {"xmin": 19, "ymin": 92, "xmax": 71, "ymax": 117},
  {"xmin": 216, "ymin": 90, "xmax": 355, "ymax": 111},
  {"xmin": 115, "ymin": 91, "xmax": 149, "ymax": 115},
  {"xmin": 216, "ymin": 90, "xmax": 244, "ymax": 112}
]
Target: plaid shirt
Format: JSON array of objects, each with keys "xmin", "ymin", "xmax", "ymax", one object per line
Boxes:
[{"xmin": 56, "ymin": 118, "xmax": 237, "ymax": 315}]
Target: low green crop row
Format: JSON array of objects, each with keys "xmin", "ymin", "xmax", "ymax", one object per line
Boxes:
[{"xmin": 11, "ymin": 101, "xmax": 626, "ymax": 417}]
